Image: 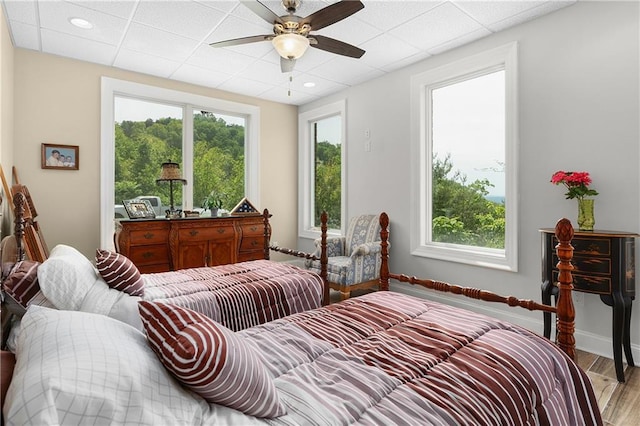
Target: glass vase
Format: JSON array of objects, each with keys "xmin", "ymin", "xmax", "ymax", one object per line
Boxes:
[{"xmin": 577, "ymin": 198, "xmax": 595, "ymax": 231}]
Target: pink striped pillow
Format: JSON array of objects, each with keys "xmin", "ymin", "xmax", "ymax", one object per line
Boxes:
[
  {"xmin": 2, "ymin": 260, "xmax": 40, "ymax": 307},
  {"xmin": 95, "ymin": 249, "xmax": 144, "ymax": 296},
  {"xmin": 138, "ymin": 301, "xmax": 285, "ymax": 418}
]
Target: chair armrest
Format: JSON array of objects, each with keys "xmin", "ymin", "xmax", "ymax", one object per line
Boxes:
[
  {"xmin": 314, "ymin": 236, "xmax": 346, "ymax": 257},
  {"xmin": 350, "ymin": 241, "xmax": 385, "ymax": 258}
]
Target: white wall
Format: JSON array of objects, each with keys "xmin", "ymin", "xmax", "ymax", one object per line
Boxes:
[{"xmin": 300, "ymin": 1, "xmax": 640, "ymax": 360}]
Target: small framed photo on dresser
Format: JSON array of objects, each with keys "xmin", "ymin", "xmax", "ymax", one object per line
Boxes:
[
  {"xmin": 41, "ymin": 143, "xmax": 79, "ymax": 170},
  {"xmin": 123, "ymin": 199, "xmax": 156, "ymax": 219}
]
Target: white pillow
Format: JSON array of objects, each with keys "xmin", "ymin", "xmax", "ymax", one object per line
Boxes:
[
  {"xmin": 3, "ymin": 305, "xmax": 209, "ymax": 425},
  {"xmin": 37, "ymin": 244, "xmax": 101, "ymax": 311}
]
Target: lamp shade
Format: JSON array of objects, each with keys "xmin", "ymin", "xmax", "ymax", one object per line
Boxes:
[
  {"xmin": 272, "ymin": 33, "xmax": 310, "ymax": 60},
  {"xmin": 156, "ymin": 160, "xmax": 186, "ymax": 183}
]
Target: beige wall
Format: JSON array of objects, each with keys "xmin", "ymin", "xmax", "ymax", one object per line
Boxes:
[
  {"xmin": 10, "ymin": 49, "xmax": 298, "ymax": 258},
  {"xmin": 0, "ymin": 6, "xmax": 14, "ymax": 236}
]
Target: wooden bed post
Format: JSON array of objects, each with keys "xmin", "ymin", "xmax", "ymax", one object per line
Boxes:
[
  {"xmin": 320, "ymin": 211, "xmax": 329, "ymax": 305},
  {"xmin": 379, "ymin": 212, "xmax": 389, "ymax": 292},
  {"xmin": 262, "ymin": 209, "xmax": 271, "ymax": 260},
  {"xmin": 554, "ymin": 218, "xmax": 576, "ymax": 360}
]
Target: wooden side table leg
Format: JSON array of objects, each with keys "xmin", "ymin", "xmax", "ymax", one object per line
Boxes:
[
  {"xmin": 623, "ymin": 297, "xmax": 635, "ymax": 367},
  {"xmin": 611, "ymin": 292, "xmax": 626, "ymax": 383},
  {"xmin": 541, "ymin": 280, "xmax": 554, "ymax": 339}
]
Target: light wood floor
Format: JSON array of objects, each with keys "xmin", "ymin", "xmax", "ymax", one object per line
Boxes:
[
  {"xmin": 330, "ymin": 290, "xmax": 639, "ymax": 424},
  {"xmin": 574, "ymin": 350, "xmax": 639, "ymax": 426}
]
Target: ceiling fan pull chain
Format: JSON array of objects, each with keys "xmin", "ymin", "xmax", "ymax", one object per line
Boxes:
[{"xmin": 288, "ymin": 75, "xmax": 293, "ymax": 97}]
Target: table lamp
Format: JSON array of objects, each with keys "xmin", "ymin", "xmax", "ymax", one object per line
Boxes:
[{"xmin": 156, "ymin": 159, "xmax": 187, "ymax": 218}]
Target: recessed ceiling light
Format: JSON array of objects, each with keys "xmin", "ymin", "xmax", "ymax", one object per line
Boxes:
[
  {"xmin": 303, "ymin": 82, "xmax": 316, "ymax": 88},
  {"xmin": 69, "ymin": 17, "xmax": 93, "ymax": 29}
]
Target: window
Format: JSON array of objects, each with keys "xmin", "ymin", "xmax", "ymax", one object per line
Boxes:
[
  {"xmin": 298, "ymin": 100, "xmax": 346, "ymax": 238},
  {"xmin": 410, "ymin": 43, "xmax": 518, "ymax": 271},
  {"xmin": 100, "ymin": 78, "xmax": 260, "ymax": 249}
]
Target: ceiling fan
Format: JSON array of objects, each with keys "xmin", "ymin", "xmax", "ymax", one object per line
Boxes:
[{"xmin": 210, "ymin": 0, "xmax": 365, "ymax": 73}]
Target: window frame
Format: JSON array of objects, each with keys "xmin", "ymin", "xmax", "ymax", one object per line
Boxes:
[
  {"xmin": 298, "ymin": 100, "xmax": 347, "ymax": 239},
  {"xmin": 100, "ymin": 77, "xmax": 260, "ymax": 249},
  {"xmin": 410, "ymin": 42, "xmax": 519, "ymax": 271}
]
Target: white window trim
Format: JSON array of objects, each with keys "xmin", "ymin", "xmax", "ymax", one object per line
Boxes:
[
  {"xmin": 100, "ymin": 77, "xmax": 260, "ymax": 249},
  {"xmin": 409, "ymin": 42, "xmax": 519, "ymax": 271},
  {"xmin": 298, "ymin": 100, "xmax": 347, "ymax": 239}
]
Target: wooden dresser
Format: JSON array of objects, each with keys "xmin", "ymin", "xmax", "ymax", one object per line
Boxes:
[{"xmin": 115, "ymin": 215, "xmax": 268, "ymax": 273}]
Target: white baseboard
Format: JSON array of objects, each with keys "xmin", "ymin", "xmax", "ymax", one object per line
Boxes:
[{"xmin": 391, "ymin": 284, "xmax": 639, "ymax": 364}]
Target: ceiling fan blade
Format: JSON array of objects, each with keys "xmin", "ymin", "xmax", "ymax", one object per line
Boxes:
[
  {"xmin": 300, "ymin": 0, "xmax": 364, "ymax": 31},
  {"xmin": 311, "ymin": 34, "xmax": 365, "ymax": 58},
  {"xmin": 209, "ymin": 34, "xmax": 273, "ymax": 48},
  {"xmin": 240, "ymin": 0, "xmax": 283, "ymax": 25},
  {"xmin": 280, "ymin": 57, "xmax": 296, "ymax": 73}
]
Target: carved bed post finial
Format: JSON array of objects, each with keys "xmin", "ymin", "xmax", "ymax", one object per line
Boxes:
[
  {"xmin": 555, "ymin": 218, "xmax": 576, "ymax": 359},
  {"xmin": 320, "ymin": 211, "xmax": 329, "ymax": 305},
  {"xmin": 379, "ymin": 212, "xmax": 389, "ymax": 292},
  {"xmin": 263, "ymin": 209, "xmax": 271, "ymax": 260}
]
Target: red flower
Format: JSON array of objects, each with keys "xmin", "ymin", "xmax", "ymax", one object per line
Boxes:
[{"xmin": 550, "ymin": 171, "xmax": 598, "ymax": 200}]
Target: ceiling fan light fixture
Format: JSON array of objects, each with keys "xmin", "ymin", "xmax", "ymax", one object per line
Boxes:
[{"xmin": 272, "ymin": 33, "xmax": 310, "ymax": 59}]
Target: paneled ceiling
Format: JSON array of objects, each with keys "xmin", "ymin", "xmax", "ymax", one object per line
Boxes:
[{"xmin": 1, "ymin": 0, "xmax": 576, "ymax": 105}]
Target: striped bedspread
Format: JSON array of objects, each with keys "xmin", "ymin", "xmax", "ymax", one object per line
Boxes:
[
  {"xmin": 141, "ymin": 260, "xmax": 323, "ymax": 332},
  {"xmin": 225, "ymin": 291, "xmax": 602, "ymax": 425}
]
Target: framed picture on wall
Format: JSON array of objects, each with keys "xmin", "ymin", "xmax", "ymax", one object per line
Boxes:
[{"xmin": 41, "ymin": 143, "xmax": 79, "ymax": 170}]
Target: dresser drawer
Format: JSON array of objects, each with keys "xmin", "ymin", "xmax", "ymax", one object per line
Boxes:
[
  {"xmin": 240, "ymin": 222, "xmax": 264, "ymax": 237},
  {"xmin": 129, "ymin": 245, "xmax": 170, "ymax": 266},
  {"xmin": 553, "ymin": 271, "xmax": 611, "ymax": 294},
  {"xmin": 553, "ymin": 254, "xmax": 611, "ymax": 275},
  {"xmin": 554, "ymin": 236, "xmax": 611, "ymax": 256},
  {"xmin": 240, "ymin": 235, "xmax": 263, "ymax": 251},
  {"xmin": 129, "ymin": 229, "xmax": 168, "ymax": 245},
  {"xmin": 177, "ymin": 226, "xmax": 234, "ymax": 241}
]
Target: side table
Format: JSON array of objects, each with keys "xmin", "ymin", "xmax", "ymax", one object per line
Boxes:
[{"xmin": 540, "ymin": 228, "xmax": 637, "ymax": 383}]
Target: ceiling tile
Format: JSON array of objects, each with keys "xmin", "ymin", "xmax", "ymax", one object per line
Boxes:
[
  {"xmin": 389, "ymin": 2, "xmax": 486, "ymax": 51},
  {"xmin": 7, "ymin": 20, "xmax": 40, "ymax": 50},
  {"xmin": 217, "ymin": 74, "xmax": 275, "ymax": 97},
  {"xmin": 187, "ymin": 44, "xmax": 255, "ymax": 74},
  {"xmin": 66, "ymin": 1, "xmax": 138, "ymax": 20},
  {"xmin": 3, "ymin": 0, "xmax": 37, "ymax": 25},
  {"xmin": 171, "ymin": 63, "xmax": 234, "ymax": 88},
  {"xmin": 38, "ymin": 0, "xmax": 128, "ymax": 45},
  {"xmin": 120, "ymin": 22, "xmax": 200, "ymax": 62},
  {"xmin": 40, "ymin": 28, "xmax": 117, "ymax": 65},
  {"xmin": 113, "ymin": 48, "xmax": 183, "ymax": 78},
  {"xmin": 359, "ymin": 33, "xmax": 422, "ymax": 70},
  {"xmin": 131, "ymin": 0, "xmax": 226, "ymax": 41}
]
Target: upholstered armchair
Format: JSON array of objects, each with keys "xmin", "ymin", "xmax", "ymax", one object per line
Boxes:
[{"xmin": 305, "ymin": 214, "xmax": 385, "ymax": 301}]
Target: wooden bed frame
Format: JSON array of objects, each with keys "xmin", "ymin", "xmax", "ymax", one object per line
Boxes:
[
  {"xmin": 377, "ymin": 212, "xmax": 577, "ymax": 360},
  {"xmin": 4, "ymin": 195, "xmax": 576, "ymax": 359},
  {"xmin": 273, "ymin": 210, "xmax": 576, "ymax": 359}
]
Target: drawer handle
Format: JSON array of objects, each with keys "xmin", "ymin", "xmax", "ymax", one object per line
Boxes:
[
  {"xmin": 143, "ymin": 233, "xmax": 154, "ymax": 239},
  {"xmin": 251, "ymin": 240, "xmax": 258, "ymax": 247},
  {"xmin": 250, "ymin": 226, "xmax": 258, "ymax": 232},
  {"xmin": 217, "ymin": 228, "xmax": 226, "ymax": 234},
  {"xmin": 143, "ymin": 252, "xmax": 154, "ymax": 259},
  {"xmin": 189, "ymin": 230, "xmax": 199, "ymax": 237}
]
